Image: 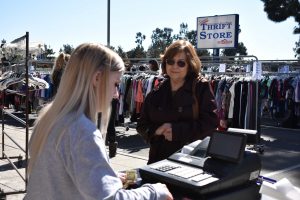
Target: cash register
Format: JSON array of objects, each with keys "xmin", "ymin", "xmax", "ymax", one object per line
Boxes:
[{"xmin": 139, "ymin": 131, "xmax": 262, "ymax": 199}]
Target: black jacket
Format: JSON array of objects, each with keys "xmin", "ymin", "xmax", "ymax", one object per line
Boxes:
[{"xmin": 136, "ymin": 77, "xmax": 218, "ymax": 164}]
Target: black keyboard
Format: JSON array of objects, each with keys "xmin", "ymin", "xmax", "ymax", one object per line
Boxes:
[
  {"xmin": 139, "ymin": 150, "xmax": 262, "ymax": 198},
  {"xmin": 149, "ymin": 161, "xmax": 218, "ymax": 184}
]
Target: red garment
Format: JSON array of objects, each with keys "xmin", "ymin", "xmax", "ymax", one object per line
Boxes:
[
  {"xmin": 154, "ymin": 79, "xmax": 160, "ymax": 89},
  {"xmin": 135, "ymin": 80, "xmax": 144, "ymax": 113}
]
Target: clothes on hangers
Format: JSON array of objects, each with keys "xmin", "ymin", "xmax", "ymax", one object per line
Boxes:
[
  {"xmin": 260, "ymin": 74, "xmax": 300, "ymax": 128},
  {"xmin": 0, "ymin": 71, "xmax": 49, "ymax": 91},
  {"xmin": 118, "ymin": 72, "xmax": 162, "ymax": 123},
  {"xmin": 205, "ymin": 75, "xmax": 258, "ymax": 131}
]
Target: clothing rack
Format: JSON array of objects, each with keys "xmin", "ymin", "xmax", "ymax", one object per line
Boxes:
[
  {"xmin": 262, "ymin": 72, "xmax": 300, "ymax": 76},
  {"xmin": 119, "ymin": 59, "xmax": 162, "ymax": 131},
  {"xmin": 121, "ymin": 75, "xmax": 153, "ymax": 130},
  {"xmin": 260, "ymin": 59, "xmax": 300, "ymax": 72},
  {"xmin": 259, "ymin": 60, "xmax": 300, "ymax": 129},
  {"xmin": 0, "ymin": 32, "xmax": 29, "ymax": 196},
  {"xmin": 200, "ymin": 55, "xmax": 264, "ymax": 153},
  {"xmin": 124, "ymin": 70, "xmax": 159, "ymax": 76}
]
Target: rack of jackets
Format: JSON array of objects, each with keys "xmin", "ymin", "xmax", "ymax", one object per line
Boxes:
[
  {"xmin": 0, "ymin": 32, "xmax": 29, "ymax": 196},
  {"xmin": 118, "ymin": 71, "xmax": 161, "ymax": 123},
  {"xmin": 260, "ymin": 72, "xmax": 300, "ymax": 128},
  {"xmin": 203, "ymin": 74, "xmax": 259, "ymax": 131}
]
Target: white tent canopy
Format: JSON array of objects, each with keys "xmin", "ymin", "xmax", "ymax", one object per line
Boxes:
[{"xmin": 3, "ymin": 41, "xmax": 45, "ymax": 55}]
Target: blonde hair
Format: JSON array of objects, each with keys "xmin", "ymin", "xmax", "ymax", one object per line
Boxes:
[
  {"xmin": 53, "ymin": 52, "xmax": 69, "ymax": 71},
  {"xmin": 28, "ymin": 43, "xmax": 124, "ymax": 175}
]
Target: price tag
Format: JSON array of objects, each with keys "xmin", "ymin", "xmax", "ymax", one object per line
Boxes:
[
  {"xmin": 219, "ymin": 63, "xmax": 226, "ymax": 72},
  {"xmin": 252, "ymin": 61, "xmax": 262, "ymax": 80},
  {"xmin": 283, "ymin": 65, "xmax": 289, "ymax": 73},
  {"xmin": 246, "ymin": 64, "xmax": 250, "ymax": 73}
]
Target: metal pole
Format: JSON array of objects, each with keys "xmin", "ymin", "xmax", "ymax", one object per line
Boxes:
[
  {"xmin": 213, "ymin": 49, "xmax": 220, "ymax": 63},
  {"xmin": 25, "ymin": 31, "xmax": 29, "ymax": 186},
  {"xmin": 1, "ymin": 90, "xmax": 4, "ymax": 158},
  {"xmin": 99, "ymin": 0, "xmax": 110, "ymax": 130},
  {"xmin": 107, "ymin": 0, "xmax": 110, "ymax": 47}
]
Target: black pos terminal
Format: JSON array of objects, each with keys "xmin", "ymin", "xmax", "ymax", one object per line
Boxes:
[{"xmin": 139, "ymin": 131, "xmax": 262, "ymax": 200}]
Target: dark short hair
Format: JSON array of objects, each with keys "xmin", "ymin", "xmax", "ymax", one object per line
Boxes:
[
  {"xmin": 148, "ymin": 59, "xmax": 159, "ymax": 71},
  {"xmin": 160, "ymin": 40, "xmax": 201, "ymax": 79},
  {"xmin": 139, "ymin": 65, "xmax": 146, "ymax": 71}
]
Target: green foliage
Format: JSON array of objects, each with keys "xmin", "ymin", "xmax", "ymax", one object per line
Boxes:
[
  {"xmin": 197, "ymin": 49, "xmax": 211, "ymax": 57},
  {"xmin": 135, "ymin": 32, "xmax": 146, "ymax": 47},
  {"xmin": 125, "ymin": 22, "xmax": 248, "ymax": 59},
  {"xmin": 294, "ymin": 39, "xmax": 300, "ymax": 59},
  {"xmin": 173, "ymin": 23, "xmax": 188, "ymax": 40},
  {"xmin": 61, "ymin": 44, "xmax": 74, "ymax": 54},
  {"xmin": 126, "ymin": 23, "xmax": 214, "ymax": 59},
  {"xmin": 261, "ymin": 0, "xmax": 300, "ymax": 22},
  {"xmin": 1, "ymin": 39, "xmax": 6, "ymax": 48},
  {"xmin": 261, "ymin": 0, "xmax": 300, "ymax": 58},
  {"xmin": 185, "ymin": 30, "xmax": 197, "ymax": 46},
  {"xmin": 221, "ymin": 42, "xmax": 248, "ymax": 59},
  {"xmin": 43, "ymin": 44, "xmax": 55, "ymax": 60},
  {"xmin": 147, "ymin": 27, "xmax": 174, "ymax": 58},
  {"xmin": 115, "ymin": 46, "xmax": 128, "ymax": 59},
  {"xmin": 127, "ymin": 46, "xmax": 146, "ymax": 58}
]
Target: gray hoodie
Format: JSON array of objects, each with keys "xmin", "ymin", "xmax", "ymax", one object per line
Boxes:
[{"xmin": 25, "ymin": 114, "xmax": 168, "ymax": 200}]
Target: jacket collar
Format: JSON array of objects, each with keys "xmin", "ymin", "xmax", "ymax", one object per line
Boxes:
[{"xmin": 163, "ymin": 77, "xmax": 194, "ymax": 93}]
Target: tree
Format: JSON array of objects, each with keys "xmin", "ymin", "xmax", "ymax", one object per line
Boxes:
[
  {"xmin": 221, "ymin": 42, "xmax": 248, "ymax": 59},
  {"xmin": 173, "ymin": 23, "xmax": 188, "ymax": 40},
  {"xmin": 147, "ymin": 27, "xmax": 174, "ymax": 58},
  {"xmin": 115, "ymin": 46, "xmax": 128, "ymax": 59},
  {"xmin": 261, "ymin": 0, "xmax": 300, "ymax": 58},
  {"xmin": 220, "ymin": 25, "xmax": 248, "ymax": 59},
  {"xmin": 43, "ymin": 44, "xmax": 55, "ymax": 60},
  {"xmin": 127, "ymin": 46, "xmax": 146, "ymax": 59},
  {"xmin": 108, "ymin": 45, "xmax": 116, "ymax": 51},
  {"xmin": 294, "ymin": 39, "xmax": 300, "ymax": 58},
  {"xmin": 1, "ymin": 39, "xmax": 6, "ymax": 48},
  {"xmin": 60, "ymin": 44, "xmax": 74, "ymax": 54},
  {"xmin": 125, "ymin": 32, "xmax": 147, "ymax": 58},
  {"xmin": 135, "ymin": 32, "xmax": 146, "ymax": 47},
  {"xmin": 185, "ymin": 30, "xmax": 197, "ymax": 47}
]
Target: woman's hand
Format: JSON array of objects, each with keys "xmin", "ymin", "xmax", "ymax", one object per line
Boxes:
[
  {"xmin": 155, "ymin": 123, "xmax": 172, "ymax": 141},
  {"xmin": 162, "ymin": 127, "xmax": 172, "ymax": 141},
  {"xmin": 118, "ymin": 172, "xmax": 127, "ymax": 184},
  {"xmin": 152, "ymin": 183, "xmax": 174, "ymax": 200}
]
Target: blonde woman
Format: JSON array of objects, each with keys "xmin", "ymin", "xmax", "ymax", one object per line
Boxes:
[
  {"xmin": 51, "ymin": 52, "xmax": 70, "ymax": 96},
  {"xmin": 25, "ymin": 43, "xmax": 173, "ymax": 200}
]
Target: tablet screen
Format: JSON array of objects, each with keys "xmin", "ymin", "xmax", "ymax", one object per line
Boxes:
[{"xmin": 206, "ymin": 132, "xmax": 246, "ymax": 163}]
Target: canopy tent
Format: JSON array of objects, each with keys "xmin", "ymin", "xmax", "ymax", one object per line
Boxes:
[{"xmin": 1, "ymin": 36, "xmax": 45, "ymax": 63}]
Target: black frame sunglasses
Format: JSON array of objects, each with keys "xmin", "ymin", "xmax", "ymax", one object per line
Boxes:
[{"xmin": 166, "ymin": 59, "xmax": 186, "ymax": 68}]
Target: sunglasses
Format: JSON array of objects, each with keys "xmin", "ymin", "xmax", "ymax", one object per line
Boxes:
[{"xmin": 166, "ymin": 59, "xmax": 186, "ymax": 68}]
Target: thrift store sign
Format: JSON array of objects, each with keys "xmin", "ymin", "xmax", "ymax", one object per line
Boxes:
[{"xmin": 197, "ymin": 14, "xmax": 239, "ymax": 49}]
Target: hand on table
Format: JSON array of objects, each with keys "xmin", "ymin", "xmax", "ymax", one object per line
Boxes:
[
  {"xmin": 118, "ymin": 172, "xmax": 127, "ymax": 184},
  {"xmin": 153, "ymin": 183, "xmax": 174, "ymax": 200}
]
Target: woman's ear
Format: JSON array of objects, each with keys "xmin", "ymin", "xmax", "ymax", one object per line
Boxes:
[{"xmin": 92, "ymin": 71, "xmax": 102, "ymax": 87}]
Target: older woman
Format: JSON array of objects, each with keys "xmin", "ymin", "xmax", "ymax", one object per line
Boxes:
[{"xmin": 137, "ymin": 40, "xmax": 218, "ymax": 164}]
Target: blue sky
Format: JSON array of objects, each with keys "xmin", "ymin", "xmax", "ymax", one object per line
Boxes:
[{"xmin": 1, "ymin": 0, "xmax": 299, "ymax": 60}]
